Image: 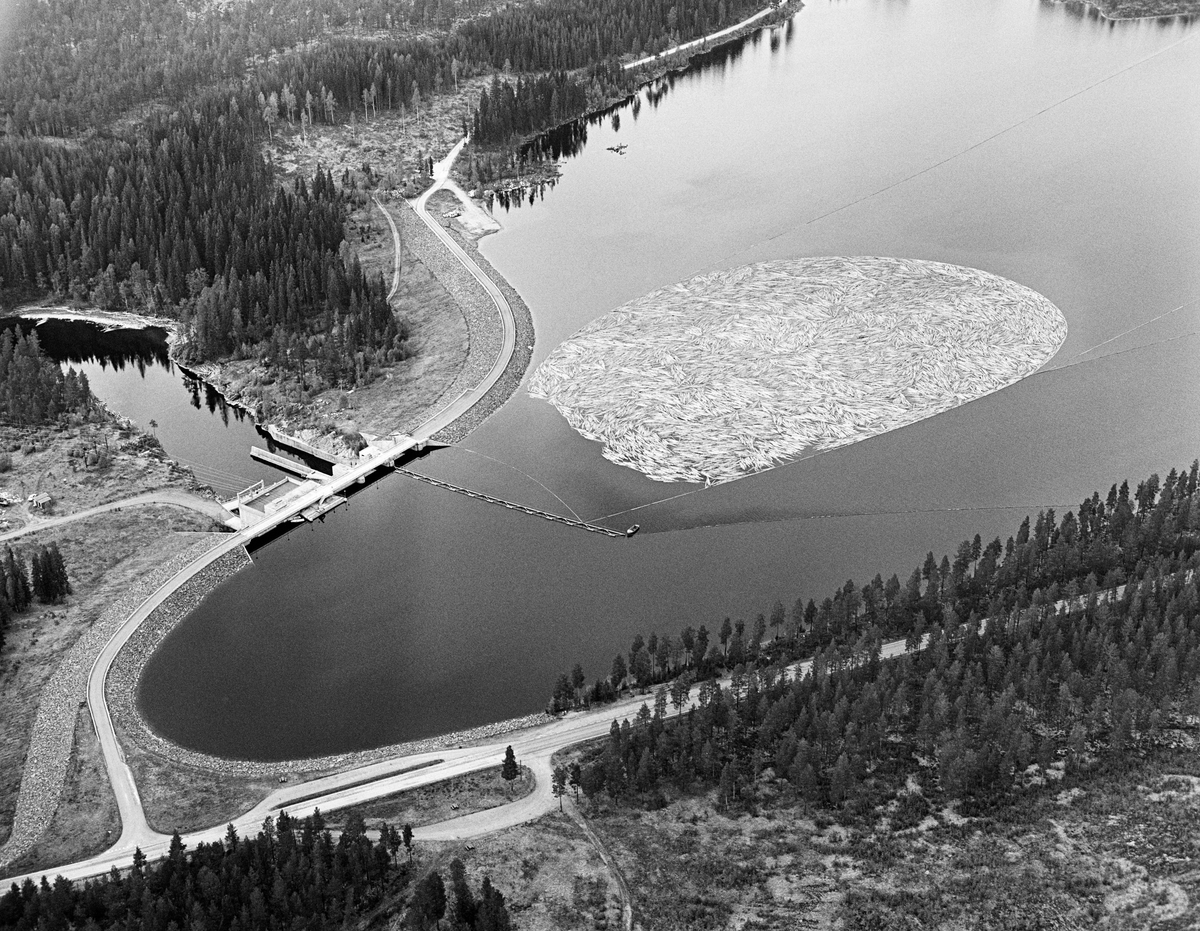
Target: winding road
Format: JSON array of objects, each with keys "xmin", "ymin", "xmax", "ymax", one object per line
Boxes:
[
  {"xmin": 5, "ymin": 128, "xmax": 1022, "ymax": 890},
  {"xmin": 4, "ymin": 632, "xmax": 917, "ymax": 886},
  {"xmin": 0, "ymin": 490, "xmax": 232, "ymax": 543},
  {"xmin": 2, "ymin": 139, "xmax": 528, "ymax": 887}
]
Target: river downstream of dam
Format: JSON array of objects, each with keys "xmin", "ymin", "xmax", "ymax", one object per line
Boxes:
[{"xmin": 135, "ymin": 0, "xmax": 1200, "ymax": 761}]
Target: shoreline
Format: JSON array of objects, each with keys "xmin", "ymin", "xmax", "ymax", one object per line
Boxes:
[
  {"xmin": 0, "ymin": 304, "xmax": 178, "ymax": 335},
  {"xmin": 1057, "ymin": 0, "xmax": 1199, "ymax": 19},
  {"xmin": 467, "ymin": 0, "xmax": 803, "ymax": 201},
  {"xmin": 623, "ymin": 0, "xmax": 792, "ymax": 71}
]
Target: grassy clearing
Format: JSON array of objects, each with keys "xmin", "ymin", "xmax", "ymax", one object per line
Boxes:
[
  {"xmin": 336, "ymin": 198, "xmax": 470, "ymax": 437},
  {"xmin": 0, "ymin": 421, "xmax": 214, "ymax": 529},
  {"xmin": 0, "ymin": 706, "xmax": 120, "ymax": 878},
  {"xmin": 325, "ymin": 765, "xmax": 535, "ymax": 832},
  {"xmin": 121, "ymin": 738, "xmax": 299, "ymax": 836},
  {"xmin": 0, "ymin": 504, "xmax": 220, "ymax": 848}
]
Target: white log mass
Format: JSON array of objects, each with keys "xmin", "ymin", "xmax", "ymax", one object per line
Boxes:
[{"xmin": 529, "ymin": 257, "xmax": 1067, "ymax": 484}]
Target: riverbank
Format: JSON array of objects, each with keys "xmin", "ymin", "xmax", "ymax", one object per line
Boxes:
[{"xmin": 0, "ymin": 305, "xmax": 178, "ymax": 336}]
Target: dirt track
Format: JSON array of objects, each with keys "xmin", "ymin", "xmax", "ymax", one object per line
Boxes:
[{"xmin": 0, "ymin": 490, "xmax": 232, "ymax": 543}]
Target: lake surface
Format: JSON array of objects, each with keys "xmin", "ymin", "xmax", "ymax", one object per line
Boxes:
[
  {"xmin": 5, "ymin": 318, "xmax": 310, "ymax": 495},
  {"xmin": 140, "ymin": 0, "xmax": 1200, "ymax": 760}
]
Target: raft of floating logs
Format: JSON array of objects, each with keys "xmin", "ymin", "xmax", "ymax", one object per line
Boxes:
[
  {"xmin": 395, "ymin": 469, "xmax": 626, "ymax": 537},
  {"xmin": 529, "ymin": 256, "xmax": 1067, "ymax": 484}
]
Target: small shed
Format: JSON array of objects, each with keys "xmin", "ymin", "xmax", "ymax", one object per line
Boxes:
[{"xmin": 28, "ymin": 492, "xmax": 53, "ymax": 510}]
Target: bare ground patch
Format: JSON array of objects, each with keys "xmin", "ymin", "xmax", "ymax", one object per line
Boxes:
[
  {"xmin": 118, "ymin": 731, "xmax": 330, "ymax": 836},
  {"xmin": 551, "ymin": 744, "xmax": 1200, "ymax": 931}
]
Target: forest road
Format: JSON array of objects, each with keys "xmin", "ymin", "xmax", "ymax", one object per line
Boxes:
[
  {"xmin": 3, "ymin": 630, "xmax": 922, "ymax": 888},
  {"xmin": 371, "ymin": 194, "xmax": 403, "ymax": 302},
  {"xmin": 1, "ymin": 136, "xmax": 529, "ymax": 888}
]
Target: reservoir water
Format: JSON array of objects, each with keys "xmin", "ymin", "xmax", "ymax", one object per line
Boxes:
[{"xmin": 140, "ymin": 0, "xmax": 1200, "ymax": 760}]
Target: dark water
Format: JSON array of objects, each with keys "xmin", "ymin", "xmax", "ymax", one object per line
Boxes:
[
  {"xmin": 141, "ymin": 0, "xmax": 1200, "ymax": 760},
  {"xmin": 5, "ymin": 318, "xmax": 305, "ymax": 494}
]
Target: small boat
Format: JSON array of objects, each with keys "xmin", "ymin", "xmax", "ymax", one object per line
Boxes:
[
  {"xmin": 625, "ymin": 524, "xmax": 641, "ymax": 537},
  {"xmin": 606, "ymin": 143, "xmax": 628, "ymax": 155}
]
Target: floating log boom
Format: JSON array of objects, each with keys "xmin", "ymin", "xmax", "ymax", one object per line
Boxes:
[{"xmin": 396, "ymin": 470, "xmax": 627, "ymax": 537}]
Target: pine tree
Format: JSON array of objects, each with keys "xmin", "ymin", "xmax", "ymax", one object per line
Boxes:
[
  {"xmin": 501, "ymin": 745, "xmax": 519, "ymax": 794},
  {"xmin": 29, "ymin": 548, "xmax": 45, "ymax": 603}
]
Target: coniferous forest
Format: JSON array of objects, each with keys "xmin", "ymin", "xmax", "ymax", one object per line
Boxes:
[
  {"xmin": 0, "ymin": 542, "xmax": 70, "ymax": 665},
  {"xmin": 0, "ymin": 330, "xmax": 95, "ymax": 427},
  {"xmin": 0, "ymin": 0, "xmax": 774, "ymax": 377},
  {"xmin": 0, "ymin": 104, "xmax": 401, "ymax": 369},
  {"xmin": 0, "ymin": 813, "xmax": 513, "ymax": 931},
  {"xmin": 553, "ymin": 463, "xmax": 1200, "ymax": 814}
]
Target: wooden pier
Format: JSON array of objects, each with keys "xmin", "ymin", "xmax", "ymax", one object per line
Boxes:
[{"xmin": 396, "ymin": 470, "xmax": 626, "ymax": 537}]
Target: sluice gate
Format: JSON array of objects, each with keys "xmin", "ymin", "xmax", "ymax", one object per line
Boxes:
[{"xmin": 395, "ymin": 469, "xmax": 626, "ymax": 537}]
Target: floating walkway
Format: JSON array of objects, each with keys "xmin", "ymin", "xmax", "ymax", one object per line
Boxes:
[{"xmin": 396, "ymin": 469, "xmax": 626, "ymax": 537}]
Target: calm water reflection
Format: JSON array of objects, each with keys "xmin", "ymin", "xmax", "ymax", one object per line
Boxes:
[{"xmin": 6, "ymin": 318, "xmax": 303, "ymax": 494}]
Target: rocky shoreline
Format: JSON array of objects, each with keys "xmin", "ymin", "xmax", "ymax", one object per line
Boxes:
[
  {"xmin": 106, "ymin": 548, "xmax": 253, "ymax": 760},
  {"xmin": 396, "ymin": 198, "xmax": 535, "ymax": 445},
  {"xmin": 121, "ymin": 705, "xmax": 557, "ymax": 782},
  {"xmin": 0, "ymin": 533, "xmax": 229, "ymax": 872}
]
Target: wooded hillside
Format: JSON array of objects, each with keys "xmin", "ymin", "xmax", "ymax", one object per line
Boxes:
[{"xmin": 561, "ymin": 463, "xmax": 1200, "ymax": 812}]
